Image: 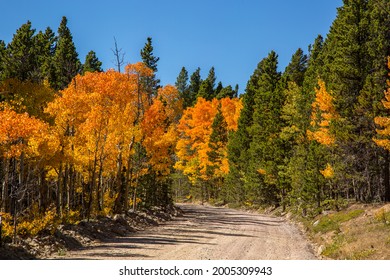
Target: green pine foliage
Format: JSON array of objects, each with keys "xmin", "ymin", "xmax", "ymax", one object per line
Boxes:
[
  {"xmin": 197, "ymin": 67, "xmax": 217, "ymax": 100},
  {"xmin": 246, "ymin": 51, "xmax": 282, "ymax": 205},
  {"xmin": 51, "ymin": 16, "xmax": 81, "ymax": 90},
  {"xmin": 81, "ymin": 50, "xmax": 103, "ymax": 74},
  {"xmin": 140, "ymin": 37, "xmax": 160, "ymax": 103}
]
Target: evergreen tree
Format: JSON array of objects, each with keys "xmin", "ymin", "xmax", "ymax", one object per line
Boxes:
[
  {"xmin": 216, "ymin": 85, "xmax": 236, "ymax": 99},
  {"xmin": 319, "ymin": 0, "xmax": 386, "ymax": 202},
  {"xmin": 283, "ymin": 48, "xmax": 307, "ymax": 87},
  {"xmin": 175, "ymin": 67, "xmax": 194, "ymax": 109},
  {"xmin": 215, "ymin": 81, "xmax": 223, "ymax": 97},
  {"xmin": 0, "ymin": 40, "xmax": 6, "ymax": 81},
  {"xmin": 247, "ymin": 51, "xmax": 282, "ymax": 205},
  {"xmin": 81, "ymin": 50, "xmax": 103, "ymax": 74},
  {"xmin": 207, "ymin": 104, "xmax": 229, "ymax": 199},
  {"xmin": 140, "ymin": 37, "xmax": 160, "ymax": 103},
  {"xmin": 225, "ymin": 56, "xmax": 264, "ymax": 203},
  {"xmin": 34, "ymin": 27, "xmax": 56, "ymax": 82},
  {"xmin": 357, "ymin": 0, "xmax": 390, "ymax": 202},
  {"xmin": 1, "ymin": 21, "xmax": 37, "ymax": 81},
  {"xmin": 51, "ymin": 16, "xmax": 81, "ymax": 90},
  {"xmin": 189, "ymin": 67, "xmax": 202, "ymax": 105},
  {"xmin": 197, "ymin": 67, "xmax": 217, "ymax": 100}
]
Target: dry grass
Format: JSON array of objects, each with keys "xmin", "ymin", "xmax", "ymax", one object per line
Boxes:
[{"xmin": 309, "ymin": 203, "xmax": 390, "ymax": 259}]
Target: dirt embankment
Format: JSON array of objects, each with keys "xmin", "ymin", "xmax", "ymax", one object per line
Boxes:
[
  {"xmin": 0, "ymin": 206, "xmax": 181, "ymax": 260},
  {"xmin": 304, "ymin": 203, "xmax": 390, "ymax": 259},
  {"xmin": 53, "ymin": 204, "xmax": 316, "ymax": 260}
]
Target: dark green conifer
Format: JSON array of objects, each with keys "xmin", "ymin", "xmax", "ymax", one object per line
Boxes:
[
  {"xmin": 81, "ymin": 50, "xmax": 103, "ymax": 74},
  {"xmin": 140, "ymin": 37, "xmax": 160, "ymax": 103},
  {"xmin": 2, "ymin": 21, "xmax": 37, "ymax": 81},
  {"xmin": 51, "ymin": 16, "xmax": 81, "ymax": 90},
  {"xmin": 188, "ymin": 67, "xmax": 202, "ymax": 105}
]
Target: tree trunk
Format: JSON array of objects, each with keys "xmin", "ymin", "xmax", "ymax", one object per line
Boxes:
[
  {"xmin": 384, "ymin": 151, "xmax": 390, "ymax": 202},
  {"xmin": 1, "ymin": 158, "xmax": 9, "ymax": 213},
  {"xmin": 57, "ymin": 164, "xmax": 63, "ymax": 217}
]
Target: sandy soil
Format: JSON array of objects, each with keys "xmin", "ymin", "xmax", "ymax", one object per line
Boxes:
[{"xmin": 57, "ymin": 204, "xmax": 316, "ymax": 260}]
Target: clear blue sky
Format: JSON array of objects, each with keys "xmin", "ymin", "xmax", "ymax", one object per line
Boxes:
[{"xmin": 0, "ymin": 0, "xmax": 342, "ymax": 93}]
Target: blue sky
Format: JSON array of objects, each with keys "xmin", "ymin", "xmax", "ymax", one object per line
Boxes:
[{"xmin": 0, "ymin": 0, "xmax": 342, "ymax": 93}]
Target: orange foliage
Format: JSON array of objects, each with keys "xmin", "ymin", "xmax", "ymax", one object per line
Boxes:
[
  {"xmin": 307, "ymin": 79, "xmax": 338, "ymax": 146},
  {"xmin": 374, "ymin": 57, "xmax": 390, "ymax": 151},
  {"xmin": 0, "ymin": 108, "xmax": 49, "ymax": 158},
  {"xmin": 142, "ymin": 85, "xmax": 183, "ymax": 176},
  {"xmin": 45, "ymin": 63, "xmax": 153, "ymax": 176},
  {"xmin": 175, "ymin": 97, "xmax": 242, "ymax": 183}
]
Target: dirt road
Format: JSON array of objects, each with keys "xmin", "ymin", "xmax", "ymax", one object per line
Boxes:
[{"xmin": 58, "ymin": 204, "xmax": 316, "ymax": 260}]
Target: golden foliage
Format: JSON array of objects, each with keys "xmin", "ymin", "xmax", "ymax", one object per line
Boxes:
[
  {"xmin": 374, "ymin": 58, "xmax": 390, "ymax": 151},
  {"xmin": 175, "ymin": 97, "xmax": 242, "ymax": 183},
  {"xmin": 307, "ymin": 79, "xmax": 338, "ymax": 146},
  {"xmin": 320, "ymin": 163, "xmax": 335, "ymax": 179}
]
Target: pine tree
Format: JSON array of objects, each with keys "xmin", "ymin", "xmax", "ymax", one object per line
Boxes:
[
  {"xmin": 176, "ymin": 67, "xmax": 194, "ymax": 109},
  {"xmin": 247, "ymin": 51, "xmax": 282, "ymax": 205},
  {"xmin": 215, "ymin": 81, "xmax": 223, "ymax": 97},
  {"xmin": 225, "ymin": 55, "xmax": 265, "ymax": 204},
  {"xmin": 140, "ymin": 37, "xmax": 160, "ymax": 103},
  {"xmin": 34, "ymin": 27, "xmax": 56, "ymax": 82},
  {"xmin": 283, "ymin": 48, "xmax": 307, "ymax": 87},
  {"xmin": 1, "ymin": 21, "xmax": 37, "ymax": 81},
  {"xmin": 189, "ymin": 67, "xmax": 202, "ymax": 105},
  {"xmin": 51, "ymin": 16, "xmax": 81, "ymax": 90},
  {"xmin": 197, "ymin": 67, "xmax": 217, "ymax": 100},
  {"xmin": 319, "ymin": 0, "xmax": 389, "ymax": 202},
  {"xmin": 81, "ymin": 50, "xmax": 103, "ymax": 74},
  {"xmin": 0, "ymin": 40, "xmax": 6, "ymax": 81},
  {"xmin": 216, "ymin": 85, "xmax": 236, "ymax": 99}
]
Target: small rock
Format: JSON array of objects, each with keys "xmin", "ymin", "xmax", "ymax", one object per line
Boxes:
[{"xmin": 317, "ymin": 245, "xmax": 325, "ymax": 255}]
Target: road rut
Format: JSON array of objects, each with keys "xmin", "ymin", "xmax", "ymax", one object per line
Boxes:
[{"xmin": 58, "ymin": 204, "xmax": 316, "ymax": 260}]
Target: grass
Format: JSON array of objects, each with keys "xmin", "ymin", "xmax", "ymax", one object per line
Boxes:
[
  {"xmin": 303, "ymin": 204, "xmax": 390, "ymax": 259},
  {"xmin": 322, "ymin": 234, "xmax": 346, "ymax": 258},
  {"xmin": 312, "ymin": 209, "xmax": 364, "ymax": 234}
]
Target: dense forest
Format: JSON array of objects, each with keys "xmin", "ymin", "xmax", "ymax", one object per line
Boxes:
[{"xmin": 1, "ymin": 0, "xmax": 390, "ymax": 240}]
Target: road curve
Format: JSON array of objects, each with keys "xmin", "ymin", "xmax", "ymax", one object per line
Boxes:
[{"xmin": 58, "ymin": 204, "xmax": 316, "ymax": 260}]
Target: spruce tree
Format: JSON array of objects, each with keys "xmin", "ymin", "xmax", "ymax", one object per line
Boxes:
[
  {"xmin": 51, "ymin": 16, "xmax": 81, "ymax": 90},
  {"xmin": 140, "ymin": 37, "xmax": 160, "ymax": 103},
  {"xmin": 34, "ymin": 27, "xmax": 56, "ymax": 82},
  {"xmin": 0, "ymin": 40, "xmax": 6, "ymax": 81},
  {"xmin": 175, "ymin": 67, "xmax": 193, "ymax": 108},
  {"xmin": 197, "ymin": 67, "xmax": 217, "ymax": 100},
  {"xmin": 216, "ymin": 85, "xmax": 236, "ymax": 99},
  {"xmin": 215, "ymin": 81, "xmax": 223, "ymax": 97},
  {"xmin": 225, "ymin": 56, "xmax": 263, "ymax": 203},
  {"xmin": 319, "ymin": 0, "xmax": 383, "ymax": 202},
  {"xmin": 2, "ymin": 21, "xmax": 37, "ymax": 81},
  {"xmin": 81, "ymin": 50, "xmax": 103, "ymax": 74},
  {"xmin": 247, "ymin": 51, "xmax": 282, "ymax": 205},
  {"xmin": 188, "ymin": 67, "xmax": 202, "ymax": 105},
  {"xmin": 283, "ymin": 48, "xmax": 307, "ymax": 87},
  {"xmin": 357, "ymin": 0, "xmax": 390, "ymax": 201}
]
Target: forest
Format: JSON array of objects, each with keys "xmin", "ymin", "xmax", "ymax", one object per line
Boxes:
[{"xmin": 1, "ymin": 0, "xmax": 390, "ymax": 241}]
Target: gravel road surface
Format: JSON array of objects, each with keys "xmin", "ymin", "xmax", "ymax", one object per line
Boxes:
[{"xmin": 59, "ymin": 204, "xmax": 316, "ymax": 260}]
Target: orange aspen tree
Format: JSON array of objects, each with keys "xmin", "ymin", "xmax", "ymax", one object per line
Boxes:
[
  {"xmin": 142, "ymin": 85, "xmax": 182, "ymax": 177},
  {"xmin": 175, "ymin": 97, "xmax": 242, "ymax": 200},
  {"xmin": 307, "ymin": 79, "xmax": 338, "ymax": 146},
  {"xmin": 0, "ymin": 108, "xmax": 49, "ymax": 216}
]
